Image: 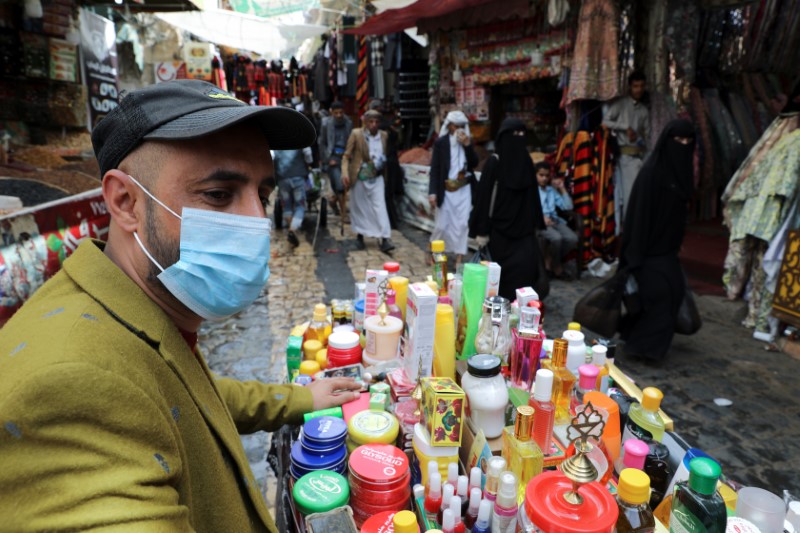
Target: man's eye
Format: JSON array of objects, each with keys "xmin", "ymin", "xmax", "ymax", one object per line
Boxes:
[{"xmin": 204, "ymin": 190, "xmax": 232, "ymax": 202}]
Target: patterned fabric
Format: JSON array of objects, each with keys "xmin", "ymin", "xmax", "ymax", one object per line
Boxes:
[
  {"xmin": 370, "ymin": 36, "xmax": 384, "ymax": 67},
  {"xmin": 665, "ymin": 0, "xmax": 700, "ymax": 82},
  {"xmin": 645, "ymin": 0, "xmax": 669, "ymax": 93},
  {"xmin": 356, "ymin": 35, "xmax": 369, "ymax": 116},
  {"xmin": 566, "ymin": 0, "xmax": 620, "ymax": 104}
]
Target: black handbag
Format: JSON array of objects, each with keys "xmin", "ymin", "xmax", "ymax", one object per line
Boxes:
[
  {"xmin": 573, "ymin": 269, "xmax": 628, "ymax": 337},
  {"xmin": 675, "ymin": 272, "xmax": 702, "ymax": 335},
  {"xmin": 468, "ymin": 245, "xmax": 492, "ymax": 264}
]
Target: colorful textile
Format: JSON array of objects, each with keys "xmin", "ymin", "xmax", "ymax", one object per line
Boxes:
[
  {"xmin": 566, "ymin": 0, "xmax": 620, "ymax": 104},
  {"xmin": 356, "ymin": 35, "xmax": 369, "ymax": 116}
]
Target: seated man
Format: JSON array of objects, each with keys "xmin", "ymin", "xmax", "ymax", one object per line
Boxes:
[
  {"xmin": 536, "ymin": 161, "xmax": 578, "ymax": 279},
  {"xmin": 0, "ymin": 79, "xmax": 360, "ymax": 532}
]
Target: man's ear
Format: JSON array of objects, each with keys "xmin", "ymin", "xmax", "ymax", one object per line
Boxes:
[{"xmin": 102, "ymin": 170, "xmax": 142, "ymax": 233}]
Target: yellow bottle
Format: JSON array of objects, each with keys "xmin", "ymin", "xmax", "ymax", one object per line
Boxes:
[
  {"xmin": 501, "ymin": 405, "xmax": 543, "ymax": 503},
  {"xmin": 542, "ymin": 338, "xmax": 577, "ymax": 425},
  {"xmin": 392, "ymin": 510, "xmax": 419, "ymax": 533},
  {"xmin": 431, "ymin": 240, "xmax": 448, "ymax": 296},
  {"xmin": 433, "ymin": 304, "xmax": 456, "ymax": 380},
  {"xmin": 389, "ymin": 276, "xmax": 409, "ymax": 322},
  {"xmin": 306, "ymin": 303, "xmax": 331, "ymax": 346}
]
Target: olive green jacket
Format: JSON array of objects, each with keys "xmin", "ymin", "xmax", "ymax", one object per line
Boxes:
[{"xmin": 0, "ymin": 240, "xmax": 312, "ymax": 532}]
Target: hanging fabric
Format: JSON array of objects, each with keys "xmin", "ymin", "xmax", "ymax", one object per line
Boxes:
[
  {"xmin": 356, "ymin": 35, "xmax": 369, "ymax": 116},
  {"xmin": 566, "ymin": 0, "xmax": 621, "ymax": 104}
]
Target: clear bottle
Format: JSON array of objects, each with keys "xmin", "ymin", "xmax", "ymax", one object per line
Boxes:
[
  {"xmin": 616, "ymin": 468, "xmax": 656, "ymax": 533},
  {"xmin": 669, "ymin": 458, "xmax": 727, "ymax": 533},
  {"xmin": 501, "ymin": 405, "xmax": 543, "ymax": 503},
  {"xmin": 541, "ymin": 338, "xmax": 576, "ymax": 425},
  {"xmin": 622, "ymin": 387, "xmax": 666, "ymax": 444},
  {"xmin": 510, "ymin": 306, "xmax": 544, "ymax": 391},
  {"xmin": 307, "ymin": 303, "xmax": 331, "ymax": 345},
  {"xmin": 474, "ymin": 296, "xmax": 512, "ymax": 364},
  {"xmin": 472, "ymin": 499, "xmax": 493, "ymax": 533},
  {"xmin": 592, "ymin": 345, "xmax": 610, "ymax": 393},
  {"xmin": 571, "ymin": 363, "xmax": 600, "ymax": 414},
  {"xmin": 432, "ymin": 240, "xmax": 449, "ymax": 296},
  {"xmin": 483, "ymin": 456, "xmax": 506, "ymax": 502},
  {"xmin": 490, "ymin": 471, "xmax": 518, "ymax": 533},
  {"xmin": 528, "ymin": 368, "xmax": 556, "ymax": 455}
]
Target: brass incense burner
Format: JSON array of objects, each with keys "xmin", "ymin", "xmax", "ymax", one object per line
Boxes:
[{"xmin": 561, "ymin": 402, "xmax": 606, "ymax": 505}]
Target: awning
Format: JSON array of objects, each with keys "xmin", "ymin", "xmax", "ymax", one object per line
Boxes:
[
  {"xmin": 155, "ymin": 9, "xmax": 328, "ymax": 57},
  {"xmin": 343, "ymin": 0, "xmax": 495, "ymax": 35},
  {"xmin": 80, "ymin": 0, "xmax": 200, "ymax": 12}
]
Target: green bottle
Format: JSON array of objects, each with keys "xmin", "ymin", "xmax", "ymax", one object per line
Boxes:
[
  {"xmin": 623, "ymin": 387, "xmax": 666, "ymax": 443},
  {"xmin": 455, "ymin": 263, "xmax": 488, "ymax": 359},
  {"xmin": 669, "ymin": 458, "xmax": 727, "ymax": 533}
]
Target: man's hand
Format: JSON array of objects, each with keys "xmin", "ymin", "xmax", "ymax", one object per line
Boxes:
[
  {"xmin": 475, "ymin": 235, "xmax": 489, "ymax": 247},
  {"xmin": 428, "ymin": 194, "xmax": 437, "ymax": 209},
  {"xmin": 627, "ymin": 127, "xmax": 638, "ymax": 143},
  {"xmin": 545, "ymin": 216, "xmax": 556, "ymax": 227},
  {"xmin": 342, "ymin": 175, "xmax": 351, "ymax": 189},
  {"xmin": 552, "ymin": 177, "xmax": 566, "ymax": 192},
  {"xmin": 307, "ymin": 377, "xmax": 362, "ymax": 411},
  {"xmin": 457, "ymin": 130, "xmax": 470, "ymax": 146},
  {"xmin": 328, "ymin": 159, "xmax": 339, "ymax": 167}
]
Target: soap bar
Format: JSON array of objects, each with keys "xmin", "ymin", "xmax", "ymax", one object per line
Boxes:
[
  {"xmin": 370, "ymin": 382, "xmax": 390, "ymax": 395},
  {"xmin": 370, "ymin": 392, "xmax": 388, "ymax": 411}
]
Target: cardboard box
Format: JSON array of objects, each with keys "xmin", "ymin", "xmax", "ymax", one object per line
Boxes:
[
  {"xmin": 483, "ymin": 262, "xmax": 501, "ymax": 297},
  {"xmin": 515, "ymin": 287, "xmax": 539, "ymax": 307},
  {"xmin": 364, "ymin": 269, "xmax": 389, "ymax": 318},
  {"xmin": 402, "ymin": 283, "xmax": 438, "ymax": 381},
  {"xmin": 421, "ymin": 377, "xmax": 465, "ymax": 447}
]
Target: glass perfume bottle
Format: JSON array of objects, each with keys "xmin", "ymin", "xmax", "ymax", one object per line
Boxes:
[
  {"xmin": 510, "ymin": 306, "xmax": 544, "ymax": 390},
  {"xmin": 528, "ymin": 368, "xmax": 555, "ymax": 455},
  {"xmin": 669, "ymin": 458, "xmax": 727, "ymax": 533},
  {"xmin": 501, "ymin": 405, "xmax": 543, "ymax": 502},
  {"xmin": 541, "ymin": 338, "xmax": 576, "ymax": 424},
  {"xmin": 474, "ymin": 296, "xmax": 512, "ymax": 364}
]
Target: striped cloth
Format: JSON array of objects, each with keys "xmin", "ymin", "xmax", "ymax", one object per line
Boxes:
[{"xmin": 356, "ymin": 35, "xmax": 369, "ymax": 116}]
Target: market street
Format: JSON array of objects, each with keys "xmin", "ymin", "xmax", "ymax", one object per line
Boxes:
[{"xmin": 200, "ymin": 210, "xmax": 800, "ymax": 506}]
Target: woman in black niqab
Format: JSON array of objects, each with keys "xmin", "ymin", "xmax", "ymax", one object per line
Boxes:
[
  {"xmin": 470, "ymin": 118, "xmax": 548, "ymax": 299},
  {"xmin": 619, "ymin": 119, "xmax": 696, "ymax": 362}
]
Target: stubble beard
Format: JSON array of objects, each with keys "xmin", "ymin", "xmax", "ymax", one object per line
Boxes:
[{"xmin": 144, "ymin": 198, "xmax": 180, "ymax": 286}]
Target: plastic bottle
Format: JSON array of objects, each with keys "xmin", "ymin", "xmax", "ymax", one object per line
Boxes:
[
  {"xmin": 450, "ymin": 496, "xmax": 466, "ymax": 533},
  {"xmin": 464, "ymin": 487, "xmax": 482, "ymax": 531},
  {"xmin": 483, "ymin": 456, "xmax": 506, "ymax": 502},
  {"xmin": 669, "ymin": 458, "xmax": 727, "ymax": 533},
  {"xmin": 428, "ymin": 460, "xmax": 440, "ymax": 492},
  {"xmin": 460, "ymin": 355, "xmax": 509, "ymax": 439},
  {"xmin": 529, "ymin": 368, "xmax": 556, "ymax": 455},
  {"xmin": 472, "ymin": 499, "xmax": 493, "ymax": 533},
  {"xmin": 442, "ymin": 508, "xmax": 456, "ymax": 533},
  {"xmin": 425, "ymin": 472, "xmax": 443, "ymax": 526},
  {"xmin": 623, "ymin": 387, "xmax": 666, "ymax": 444},
  {"xmin": 616, "ymin": 468, "xmax": 656, "ymax": 533},
  {"xmin": 541, "ymin": 338, "xmax": 576, "ymax": 425},
  {"xmin": 393, "ymin": 510, "xmax": 419, "ymax": 533},
  {"xmin": 455, "ymin": 263, "xmax": 489, "ymax": 358},
  {"xmin": 490, "ymin": 471, "xmax": 518, "ymax": 533},
  {"xmin": 385, "ymin": 289, "xmax": 403, "ymax": 321},
  {"xmin": 592, "ymin": 345, "xmax": 610, "ymax": 393},
  {"xmin": 457, "ymin": 475, "xmax": 469, "ymax": 516},
  {"xmin": 562, "ymin": 329, "xmax": 587, "ymax": 376},
  {"xmin": 432, "ymin": 240, "xmax": 449, "ymax": 296},
  {"xmin": 571, "ymin": 363, "xmax": 600, "ymax": 414},
  {"xmin": 439, "ymin": 483, "xmax": 455, "ymax": 525},
  {"xmin": 433, "ymin": 304, "xmax": 457, "ymax": 380},
  {"xmin": 307, "ymin": 303, "xmax": 331, "ymax": 345},
  {"xmin": 469, "ymin": 466, "xmax": 482, "ymax": 494},
  {"xmin": 614, "ymin": 438, "xmax": 650, "ymax": 476}
]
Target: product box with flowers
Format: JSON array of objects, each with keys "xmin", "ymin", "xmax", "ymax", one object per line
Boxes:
[{"xmin": 421, "ymin": 377, "xmax": 465, "ymax": 447}]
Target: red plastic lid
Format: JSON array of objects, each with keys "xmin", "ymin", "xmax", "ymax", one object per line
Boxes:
[
  {"xmin": 383, "ymin": 262, "xmax": 401, "ymax": 273},
  {"xmin": 349, "ymin": 444, "xmax": 409, "ymax": 487},
  {"xmin": 524, "ymin": 471, "xmax": 618, "ymax": 533},
  {"xmin": 360, "ymin": 511, "xmax": 397, "ymax": 533}
]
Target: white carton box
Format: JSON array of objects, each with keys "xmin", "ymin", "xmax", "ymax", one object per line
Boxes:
[
  {"xmin": 402, "ymin": 282, "xmax": 438, "ymax": 381},
  {"xmin": 516, "ymin": 286, "xmax": 539, "ymax": 307},
  {"xmin": 484, "ymin": 262, "xmax": 501, "ymax": 298}
]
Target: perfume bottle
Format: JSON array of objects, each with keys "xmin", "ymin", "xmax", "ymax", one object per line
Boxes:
[
  {"xmin": 616, "ymin": 468, "xmax": 656, "ymax": 533},
  {"xmin": 474, "ymin": 296, "xmax": 512, "ymax": 364},
  {"xmin": 592, "ymin": 345, "xmax": 610, "ymax": 392},
  {"xmin": 385, "ymin": 289, "xmax": 403, "ymax": 321},
  {"xmin": 541, "ymin": 338, "xmax": 576, "ymax": 424},
  {"xmin": 669, "ymin": 458, "xmax": 727, "ymax": 533},
  {"xmin": 528, "ymin": 368, "xmax": 556, "ymax": 455},
  {"xmin": 501, "ymin": 406, "xmax": 543, "ymax": 502},
  {"xmin": 510, "ymin": 306, "xmax": 544, "ymax": 390},
  {"xmin": 432, "ymin": 240, "xmax": 448, "ymax": 296}
]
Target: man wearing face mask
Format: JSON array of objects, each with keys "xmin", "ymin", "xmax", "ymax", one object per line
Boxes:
[{"xmin": 0, "ymin": 80, "xmax": 361, "ymax": 532}]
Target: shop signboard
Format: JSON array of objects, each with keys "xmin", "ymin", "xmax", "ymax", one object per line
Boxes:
[
  {"xmin": 79, "ymin": 9, "xmax": 119, "ymax": 131},
  {"xmin": 0, "ymin": 189, "xmax": 110, "ymax": 326}
]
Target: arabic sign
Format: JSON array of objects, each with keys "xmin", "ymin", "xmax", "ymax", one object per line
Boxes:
[{"xmin": 79, "ymin": 9, "xmax": 119, "ymax": 130}]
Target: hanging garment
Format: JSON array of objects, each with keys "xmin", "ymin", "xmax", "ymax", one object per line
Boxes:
[
  {"xmin": 555, "ymin": 131, "xmax": 595, "ymax": 265},
  {"xmin": 548, "ymin": 0, "xmax": 570, "ymax": 26},
  {"xmin": 590, "ymin": 127, "xmax": 617, "ymax": 258},
  {"xmin": 356, "ymin": 36, "xmax": 369, "ymax": 116},
  {"xmin": 644, "ymin": 0, "xmax": 669, "ymax": 94},
  {"xmin": 665, "ymin": 0, "xmax": 700, "ymax": 82},
  {"xmin": 566, "ymin": 0, "xmax": 620, "ymax": 104}
]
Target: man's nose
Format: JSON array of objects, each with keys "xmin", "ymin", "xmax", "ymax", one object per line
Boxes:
[{"xmin": 241, "ymin": 191, "xmax": 267, "ymax": 218}]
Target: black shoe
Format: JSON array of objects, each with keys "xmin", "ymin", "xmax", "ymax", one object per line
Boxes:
[
  {"xmin": 355, "ymin": 234, "xmax": 366, "ymax": 250},
  {"xmin": 380, "ymin": 238, "xmax": 395, "ymax": 254},
  {"xmin": 287, "ymin": 230, "xmax": 300, "ymax": 247}
]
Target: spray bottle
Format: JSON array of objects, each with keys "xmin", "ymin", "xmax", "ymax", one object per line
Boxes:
[{"xmin": 491, "ymin": 471, "xmax": 518, "ymax": 533}]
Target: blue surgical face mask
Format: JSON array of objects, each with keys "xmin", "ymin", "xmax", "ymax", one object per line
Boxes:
[{"xmin": 128, "ymin": 175, "xmax": 271, "ymax": 321}]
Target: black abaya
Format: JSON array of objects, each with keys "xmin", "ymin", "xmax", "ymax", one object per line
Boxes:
[
  {"xmin": 470, "ymin": 119, "xmax": 548, "ymax": 300},
  {"xmin": 620, "ymin": 119, "xmax": 696, "ymax": 361}
]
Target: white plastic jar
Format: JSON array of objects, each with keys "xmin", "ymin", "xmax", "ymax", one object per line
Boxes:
[
  {"xmin": 562, "ymin": 329, "xmax": 587, "ymax": 377},
  {"xmin": 460, "ymin": 354, "xmax": 509, "ymax": 439}
]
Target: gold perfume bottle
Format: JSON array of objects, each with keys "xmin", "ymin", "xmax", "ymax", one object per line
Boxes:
[
  {"xmin": 542, "ymin": 338, "xmax": 577, "ymax": 424},
  {"xmin": 501, "ymin": 405, "xmax": 544, "ymax": 503}
]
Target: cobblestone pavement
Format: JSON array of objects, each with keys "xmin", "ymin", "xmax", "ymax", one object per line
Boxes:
[{"xmin": 200, "ymin": 205, "xmax": 800, "ymax": 511}]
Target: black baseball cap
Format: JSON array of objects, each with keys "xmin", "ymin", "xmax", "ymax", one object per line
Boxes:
[{"xmin": 91, "ymin": 79, "xmax": 316, "ymax": 177}]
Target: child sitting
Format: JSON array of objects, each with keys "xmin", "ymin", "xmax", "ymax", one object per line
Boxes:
[{"xmin": 536, "ymin": 162, "xmax": 578, "ymax": 280}]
